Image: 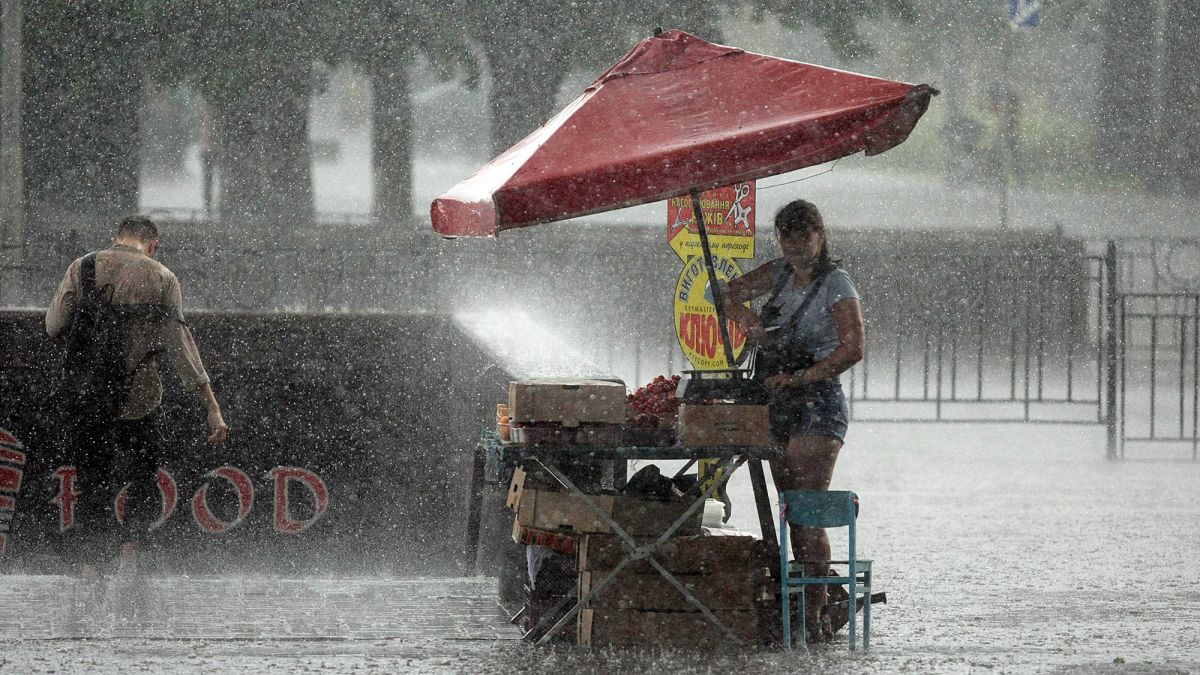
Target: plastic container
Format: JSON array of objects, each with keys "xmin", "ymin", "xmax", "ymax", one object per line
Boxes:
[
  {"xmin": 497, "ymin": 403, "xmax": 511, "ymax": 441},
  {"xmin": 702, "ymin": 499, "xmax": 725, "ymax": 528}
]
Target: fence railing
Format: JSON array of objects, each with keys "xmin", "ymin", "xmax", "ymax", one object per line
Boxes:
[{"xmin": 1117, "ymin": 292, "xmax": 1199, "ymax": 459}]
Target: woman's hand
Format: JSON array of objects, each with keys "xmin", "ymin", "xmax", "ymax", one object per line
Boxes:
[
  {"xmin": 735, "ymin": 310, "xmax": 766, "ymax": 341},
  {"xmin": 764, "ymin": 372, "xmax": 804, "ymax": 390}
]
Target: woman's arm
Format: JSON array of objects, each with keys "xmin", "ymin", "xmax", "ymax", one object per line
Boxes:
[
  {"xmin": 765, "ymin": 298, "xmax": 865, "ymax": 389},
  {"xmin": 800, "ymin": 298, "xmax": 865, "ymax": 383},
  {"xmin": 719, "ymin": 259, "xmax": 782, "ymax": 339},
  {"xmin": 724, "ymin": 258, "xmax": 781, "ymax": 305}
]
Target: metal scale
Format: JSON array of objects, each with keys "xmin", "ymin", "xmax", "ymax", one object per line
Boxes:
[{"xmin": 675, "ymin": 368, "xmax": 770, "ymax": 405}]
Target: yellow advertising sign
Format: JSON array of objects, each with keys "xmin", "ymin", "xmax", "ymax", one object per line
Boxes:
[
  {"xmin": 673, "ymin": 254, "xmax": 748, "ymax": 370},
  {"xmin": 666, "ymin": 182, "xmax": 756, "ymax": 262}
]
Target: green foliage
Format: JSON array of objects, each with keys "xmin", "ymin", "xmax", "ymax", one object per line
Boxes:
[{"xmin": 750, "ymin": 0, "xmax": 915, "ymax": 59}]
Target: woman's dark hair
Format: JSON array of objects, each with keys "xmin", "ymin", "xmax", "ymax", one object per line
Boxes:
[{"xmin": 775, "ymin": 199, "xmax": 837, "ymax": 272}]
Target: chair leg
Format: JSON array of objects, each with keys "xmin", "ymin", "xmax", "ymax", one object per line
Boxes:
[
  {"xmin": 780, "ymin": 505, "xmax": 792, "ymax": 650},
  {"xmin": 863, "ymin": 569, "xmax": 871, "ymax": 652},
  {"xmin": 847, "ymin": 577, "xmax": 856, "ymax": 652},
  {"xmin": 781, "ymin": 584, "xmax": 791, "ymax": 649},
  {"xmin": 799, "ymin": 586, "xmax": 807, "ymax": 651}
]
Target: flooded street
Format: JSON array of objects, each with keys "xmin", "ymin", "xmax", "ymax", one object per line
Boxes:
[
  {"xmin": 4, "ymin": 422, "xmax": 1197, "ymax": 673},
  {"xmin": 7, "ymin": 4, "xmax": 1200, "ymax": 673}
]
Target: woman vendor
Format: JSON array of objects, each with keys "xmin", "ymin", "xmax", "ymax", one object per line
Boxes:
[{"xmin": 719, "ymin": 199, "xmax": 865, "ymax": 643}]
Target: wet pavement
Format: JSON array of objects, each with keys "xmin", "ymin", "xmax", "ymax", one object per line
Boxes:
[{"xmin": 3, "ymin": 423, "xmax": 1199, "ymax": 673}]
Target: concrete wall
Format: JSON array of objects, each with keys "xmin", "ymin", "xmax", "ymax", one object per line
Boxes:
[
  {"xmin": 1, "ymin": 310, "xmax": 526, "ymax": 576},
  {"xmin": 7, "ymin": 223, "xmax": 1092, "ymax": 388}
]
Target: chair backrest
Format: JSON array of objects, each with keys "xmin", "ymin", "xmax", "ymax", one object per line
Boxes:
[{"xmin": 780, "ymin": 490, "xmax": 859, "ymax": 528}]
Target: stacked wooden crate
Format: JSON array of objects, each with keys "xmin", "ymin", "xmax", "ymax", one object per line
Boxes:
[
  {"xmin": 507, "ymin": 467, "xmax": 702, "ymax": 537},
  {"xmin": 506, "ymin": 468, "xmax": 773, "ymax": 646},
  {"xmin": 576, "ymin": 534, "xmax": 773, "ymax": 646}
]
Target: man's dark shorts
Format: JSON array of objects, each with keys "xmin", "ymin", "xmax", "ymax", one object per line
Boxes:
[{"xmin": 69, "ymin": 411, "xmax": 162, "ymax": 551}]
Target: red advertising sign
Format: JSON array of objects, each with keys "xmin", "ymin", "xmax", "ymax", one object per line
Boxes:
[{"xmin": 666, "ymin": 181, "xmax": 756, "ymax": 261}]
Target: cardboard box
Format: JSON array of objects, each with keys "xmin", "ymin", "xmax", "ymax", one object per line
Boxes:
[
  {"xmin": 578, "ymin": 568, "xmax": 771, "ymax": 611},
  {"xmin": 509, "ymin": 470, "xmax": 701, "ymax": 536},
  {"xmin": 677, "ymin": 403, "xmax": 772, "ymax": 447},
  {"xmin": 511, "ymin": 519, "xmax": 579, "ymax": 555},
  {"xmin": 505, "ymin": 467, "xmax": 560, "ymax": 511},
  {"xmin": 577, "ymin": 608, "xmax": 764, "ymax": 646},
  {"xmin": 578, "ymin": 534, "xmax": 771, "ymax": 575},
  {"xmin": 509, "ymin": 378, "xmax": 626, "ymax": 427}
]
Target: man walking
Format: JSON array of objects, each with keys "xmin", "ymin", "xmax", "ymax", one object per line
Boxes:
[{"xmin": 46, "ymin": 215, "xmax": 228, "ymax": 578}]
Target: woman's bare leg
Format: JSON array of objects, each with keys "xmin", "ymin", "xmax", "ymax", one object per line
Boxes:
[{"xmin": 771, "ymin": 435, "xmax": 842, "ymax": 628}]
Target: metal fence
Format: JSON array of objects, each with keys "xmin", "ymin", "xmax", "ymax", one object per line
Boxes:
[
  {"xmin": 569, "ymin": 237, "xmax": 1199, "ymax": 460},
  {"xmin": 843, "ymin": 250, "xmax": 1108, "ymax": 426},
  {"xmin": 1117, "ymin": 292, "xmax": 1199, "ymax": 459}
]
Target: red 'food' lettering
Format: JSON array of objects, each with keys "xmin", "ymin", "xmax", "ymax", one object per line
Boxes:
[
  {"xmin": 192, "ymin": 466, "xmax": 255, "ymax": 533},
  {"xmin": 51, "ymin": 467, "xmax": 81, "ymax": 532},
  {"xmin": 0, "ymin": 466, "xmax": 21, "ymax": 493},
  {"xmin": 114, "ymin": 468, "xmax": 178, "ymax": 530},
  {"xmin": 270, "ymin": 467, "xmax": 329, "ymax": 533},
  {"xmin": 45, "ymin": 464, "xmax": 328, "ymax": 534}
]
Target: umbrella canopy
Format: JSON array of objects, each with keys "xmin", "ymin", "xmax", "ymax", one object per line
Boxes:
[{"xmin": 431, "ymin": 29, "xmax": 936, "ymax": 238}]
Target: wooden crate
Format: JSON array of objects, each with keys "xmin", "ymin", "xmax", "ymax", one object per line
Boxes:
[
  {"xmin": 508, "ymin": 378, "xmax": 626, "ymax": 427},
  {"xmin": 508, "ymin": 468, "xmax": 701, "ymax": 537},
  {"xmin": 578, "ymin": 568, "xmax": 771, "ymax": 611},
  {"xmin": 578, "ymin": 534, "xmax": 770, "ymax": 575},
  {"xmin": 677, "ymin": 403, "xmax": 772, "ymax": 447},
  {"xmin": 577, "ymin": 607, "xmax": 765, "ymax": 647}
]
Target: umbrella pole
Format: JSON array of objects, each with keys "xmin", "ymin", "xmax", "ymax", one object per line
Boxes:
[{"xmin": 690, "ymin": 188, "xmax": 737, "ymax": 369}]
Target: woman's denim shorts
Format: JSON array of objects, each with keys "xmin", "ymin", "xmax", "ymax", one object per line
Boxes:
[{"xmin": 768, "ymin": 380, "xmax": 849, "ymax": 443}]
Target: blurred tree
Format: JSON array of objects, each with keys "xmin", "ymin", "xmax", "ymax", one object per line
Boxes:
[
  {"xmin": 1160, "ymin": 0, "xmax": 1200, "ymax": 195},
  {"xmin": 1093, "ymin": 0, "xmax": 1156, "ymax": 183},
  {"xmin": 10, "ymin": 0, "xmax": 922, "ymax": 234},
  {"xmin": 456, "ymin": 1, "xmax": 637, "ymax": 155},
  {"xmin": 145, "ymin": 2, "xmax": 325, "ymax": 234},
  {"xmin": 145, "ymin": 1, "xmax": 477, "ymax": 228},
  {"xmin": 754, "ymin": 0, "xmax": 914, "ymax": 60},
  {"xmin": 459, "ymin": 1, "xmax": 907, "ymax": 156},
  {"xmin": 324, "ymin": 1, "xmax": 477, "ymax": 226},
  {"xmin": 21, "ymin": 0, "xmax": 143, "ymax": 219}
]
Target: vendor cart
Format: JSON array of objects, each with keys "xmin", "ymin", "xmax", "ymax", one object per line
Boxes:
[
  {"xmin": 437, "ymin": 28, "xmax": 933, "ymax": 647},
  {"xmin": 472, "ymin": 429, "xmax": 780, "ymax": 645}
]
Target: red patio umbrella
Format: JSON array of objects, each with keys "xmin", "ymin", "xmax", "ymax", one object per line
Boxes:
[
  {"xmin": 431, "ymin": 29, "xmax": 936, "ymax": 366},
  {"xmin": 431, "ymin": 30, "xmax": 935, "ymax": 238}
]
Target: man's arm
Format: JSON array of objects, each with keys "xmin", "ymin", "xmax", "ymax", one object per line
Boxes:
[
  {"xmin": 196, "ymin": 381, "xmax": 229, "ymax": 445},
  {"xmin": 162, "ymin": 275, "xmax": 228, "ymax": 445},
  {"xmin": 46, "ymin": 259, "xmax": 80, "ymax": 338}
]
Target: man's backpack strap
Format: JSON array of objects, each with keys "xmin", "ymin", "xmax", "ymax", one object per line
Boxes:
[{"xmin": 80, "ymin": 252, "xmax": 98, "ymax": 300}]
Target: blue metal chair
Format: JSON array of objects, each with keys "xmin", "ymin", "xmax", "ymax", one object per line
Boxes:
[{"xmin": 779, "ymin": 490, "xmax": 872, "ymax": 652}]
